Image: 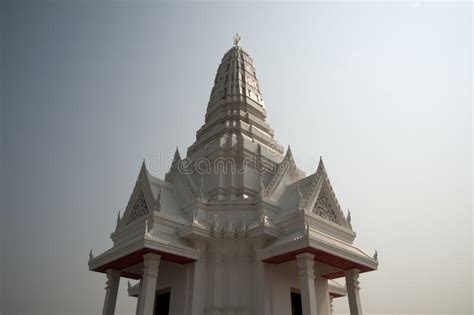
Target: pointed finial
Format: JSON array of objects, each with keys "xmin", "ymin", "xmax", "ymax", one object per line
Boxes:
[
  {"xmin": 260, "ymin": 210, "xmax": 266, "ymax": 224},
  {"xmin": 305, "ymin": 221, "xmax": 309, "ymax": 235},
  {"xmin": 233, "ymin": 33, "xmax": 241, "ymax": 47},
  {"xmin": 193, "ymin": 209, "xmax": 198, "ymax": 224},
  {"xmin": 373, "ymin": 249, "xmax": 378, "ymax": 261},
  {"xmin": 297, "ymin": 184, "xmax": 305, "ymax": 211},
  {"xmin": 347, "ymin": 209, "xmax": 352, "ymax": 227},
  {"xmin": 318, "ymin": 155, "xmax": 326, "ymax": 172},
  {"xmin": 154, "ymin": 186, "xmax": 162, "ymax": 211},
  {"xmin": 141, "ymin": 158, "xmax": 147, "ymax": 171},
  {"xmin": 89, "ymin": 249, "xmax": 94, "ymax": 261},
  {"xmin": 116, "ymin": 211, "xmax": 121, "ymax": 226},
  {"xmin": 144, "ymin": 220, "xmax": 150, "ymax": 237},
  {"xmin": 173, "ymin": 147, "xmax": 181, "ymax": 160},
  {"xmin": 140, "ymin": 159, "xmax": 149, "ymax": 178}
]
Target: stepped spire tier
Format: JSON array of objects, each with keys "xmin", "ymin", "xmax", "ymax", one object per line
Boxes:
[
  {"xmin": 89, "ymin": 40, "xmax": 378, "ymax": 315},
  {"xmin": 189, "ymin": 44, "xmax": 279, "ymax": 154},
  {"xmin": 186, "ymin": 43, "xmax": 287, "ymax": 201}
]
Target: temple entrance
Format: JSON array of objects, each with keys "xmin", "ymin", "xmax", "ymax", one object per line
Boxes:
[
  {"xmin": 154, "ymin": 290, "xmax": 171, "ymax": 315},
  {"xmin": 290, "ymin": 290, "xmax": 302, "ymax": 315}
]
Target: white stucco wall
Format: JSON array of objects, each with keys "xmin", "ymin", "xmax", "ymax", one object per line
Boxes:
[{"xmin": 155, "ymin": 260, "xmax": 188, "ymax": 315}]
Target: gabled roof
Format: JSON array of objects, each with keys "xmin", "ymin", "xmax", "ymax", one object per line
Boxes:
[
  {"xmin": 263, "ymin": 146, "xmax": 301, "ymax": 200},
  {"xmin": 164, "ymin": 147, "xmax": 199, "ymax": 204},
  {"xmin": 274, "ymin": 157, "xmax": 351, "ymax": 230},
  {"xmin": 306, "ymin": 158, "xmax": 350, "ymax": 229},
  {"xmin": 117, "ymin": 160, "xmax": 182, "ymax": 230}
]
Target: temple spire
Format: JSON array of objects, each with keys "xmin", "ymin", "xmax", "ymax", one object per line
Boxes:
[{"xmin": 187, "ymin": 41, "xmax": 283, "ymax": 159}]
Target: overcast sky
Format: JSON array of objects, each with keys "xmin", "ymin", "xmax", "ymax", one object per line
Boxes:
[{"xmin": 1, "ymin": 2, "xmax": 472, "ymax": 315}]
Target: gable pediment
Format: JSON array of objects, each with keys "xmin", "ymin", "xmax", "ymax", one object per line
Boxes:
[
  {"xmin": 117, "ymin": 162, "xmax": 158, "ymax": 229},
  {"xmin": 312, "ymin": 187, "xmax": 339, "ymax": 225},
  {"xmin": 264, "ymin": 146, "xmax": 302, "ymax": 200},
  {"xmin": 296, "ymin": 158, "xmax": 352, "ymax": 229},
  {"xmin": 126, "ymin": 191, "xmax": 150, "ymax": 224}
]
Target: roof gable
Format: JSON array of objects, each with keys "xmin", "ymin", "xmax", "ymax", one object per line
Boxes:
[
  {"xmin": 263, "ymin": 146, "xmax": 301, "ymax": 201},
  {"xmin": 118, "ymin": 161, "xmax": 157, "ymax": 229},
  {"xmin": 304, "ymin": 158, "xmax": 351, "ymax": 229}
]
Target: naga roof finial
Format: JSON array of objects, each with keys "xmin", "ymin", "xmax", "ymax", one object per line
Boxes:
[
  {"xmin": 347, "ymin": 209, "xmax": 353, "ymax": 229},
  {"xmin": 116, "ymin": 211, "xmax": 121, "ymax": 226},
  {"xmin": 233, "ymin": 33, "xmax": 241, "ymax": 47}
]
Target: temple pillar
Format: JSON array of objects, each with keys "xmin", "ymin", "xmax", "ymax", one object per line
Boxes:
[
  {"xmin": 315, "ymin": 277, "xmax": 331, "ymax": 315},
  {"xmin": 330, "ymin": 296, "xmax": 334, "ymax": 315},
  {"xmin": 345, "ymin": 269, "xmax": 363, "ymax": 315},
  {"xmin": 102, "ymin": 269, "xmax": 121, "ymax": 315},
  {"xmin": 186, "ymin": 259, "xmax": 207, "ymax": 315},
  {"xmin": 296, "ymin": 253, "xmax": 318, "ymax": 315},
  {"xmin": 137, "ymin": 253, "xmax": 161, "ymax": 315},
  {"xmin": 135, "ymin": 280, "xmax": 143, "ymax": 315},
  {"xmin": 255, "ymin": 261, "xmax": 272, "ymax": 315}
]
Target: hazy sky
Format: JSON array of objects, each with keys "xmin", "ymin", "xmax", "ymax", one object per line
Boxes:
[{"xmin": 1, "ymin": 2, "xmax": 472, "ymax": 315}]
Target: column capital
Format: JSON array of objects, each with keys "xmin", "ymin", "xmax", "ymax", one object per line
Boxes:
[
  {"xmin": 143, "ymin": 253, "xmax": 161, "ymax": 265},
  {"xmin": 105, "ymin": 269, "xmax": 121, "ymax": 279},
  {"xmin": 344, "ymin": 268, "xmax": 361, "ymax": 291},
  {"xmin": 142, "ymin": 253, "xmax": 161, "ymax": 276},
  {"xmin": 296, "ymin": 252, "xmax": 315, "ymax": 265},
  {"xmin": 296, "ymin": 252, "xmax": 316, "ymax": 279}
]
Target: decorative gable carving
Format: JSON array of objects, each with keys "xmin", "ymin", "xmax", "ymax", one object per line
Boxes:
[
  {"xmin": 313, "ymin": 189, "xmax": 339, "ymax": 224},
  {"xmin": 126, "ymin": 192, "xmax": 149, "ymax": 224}
]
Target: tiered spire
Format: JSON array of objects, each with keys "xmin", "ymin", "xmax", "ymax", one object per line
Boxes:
[{"xmin": 188, "ymin": 37, "xmax": 280, "ymax": 157}]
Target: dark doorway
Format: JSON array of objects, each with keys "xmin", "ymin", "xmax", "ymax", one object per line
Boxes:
[
  {"xmin": 291, "ymin": 291, "xmax": 302, "ymax": 315},
  {"xmin": 154, "ymin": 290, "xmax": 171, "ymax": 315}
]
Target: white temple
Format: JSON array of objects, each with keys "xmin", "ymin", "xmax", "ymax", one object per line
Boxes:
[{"xmin": 89, "ymin": 36, "xmax": 378, "ymax": 315}]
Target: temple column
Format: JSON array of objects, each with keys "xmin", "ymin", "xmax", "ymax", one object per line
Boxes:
[
  {"xmin": 315, "ymin": 277, "xmax": 331, "ymax": 315},
  {"xmin": 102, "ymin": 269, "xmax": 121, "ymax": 315},
  {"xmin": 255, "ymin": 261, "xmax": 272, "ymax": 315},
  {"xmin": 137, "ymin": 253, "xmax": 161, "ymax": 315},
  {"xmin": 296, "ymin": 253, "xmax": 318, "ymax": 315},
  {"xmin": 329, "ymin": 296, "xmax": 334, "ymax": 315},
  {"xmin": 135, "ymin": 280, "xmax": 143, "ymax": 315},
  {"xmin": 186, "ymin": 259, "xmax": 207, "ymax": 315},
  {"xmin": 345, "ymin": 269, "xmax": 363, "ymax": 315}
]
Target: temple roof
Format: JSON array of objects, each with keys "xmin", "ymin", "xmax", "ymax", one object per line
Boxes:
[{"xmin": 88, "ymin": 40, "xmax": 378, "ymax": 280}]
